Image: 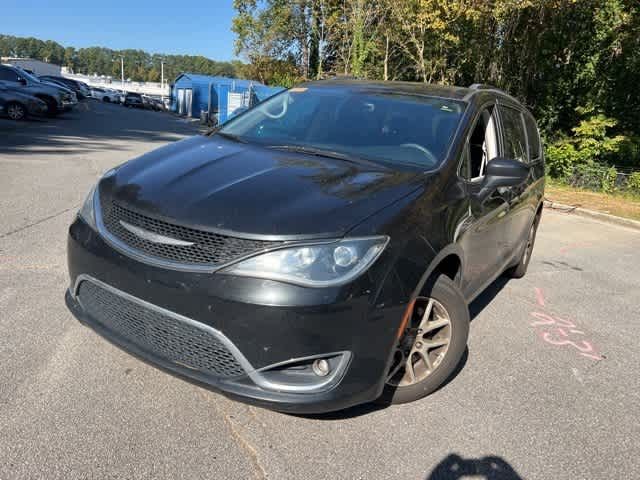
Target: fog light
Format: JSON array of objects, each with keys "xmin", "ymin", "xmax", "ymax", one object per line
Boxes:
[{"xmin": 312, "ymin": 359, "xmax": 331, "ymax": 377}]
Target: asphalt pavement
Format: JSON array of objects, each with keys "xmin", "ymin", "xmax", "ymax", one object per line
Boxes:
[{"xmin": 1, "ymin": 101, "xmax": 638, "ymax": 479}]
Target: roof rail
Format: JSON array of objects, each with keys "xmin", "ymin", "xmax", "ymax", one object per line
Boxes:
[{"xmin": 468, "ymin": 83, "xmax": 502, "ymax": 91}]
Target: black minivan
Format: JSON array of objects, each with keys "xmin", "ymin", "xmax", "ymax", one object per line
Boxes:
[{"xmin": 66, "ymin": 80, "xmax": 544, "ymax": 413}]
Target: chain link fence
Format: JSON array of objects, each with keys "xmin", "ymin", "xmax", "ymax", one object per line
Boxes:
[{"xmin": 565, "ymin": 163, "xmax": 640, "ymax": 194}]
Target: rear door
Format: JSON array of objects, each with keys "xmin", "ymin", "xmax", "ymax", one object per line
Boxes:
[
  {"xmin": 496, "ymin": 102, "xmax": 533, "ymax": 255},
  {"xmin": 0, "ymin": 66, "xmax": 21, "ymax": 87}
]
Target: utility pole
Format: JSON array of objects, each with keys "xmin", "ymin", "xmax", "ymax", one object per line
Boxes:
[
  {"xmin": 161, "ymin": 60, "xmax": 165, "ymax": 101},
  {"xmin": 120, "ymin": 56, "xmax": 124, "ymax": 93}
]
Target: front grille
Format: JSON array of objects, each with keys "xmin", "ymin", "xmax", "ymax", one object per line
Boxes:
[
  {"xmin": 99, "ymin": 194, "xmax": 282, "ymax": 266},
  {"xmin": 78, "ymin": 280, "xmax": 246, "ymax": 378}
]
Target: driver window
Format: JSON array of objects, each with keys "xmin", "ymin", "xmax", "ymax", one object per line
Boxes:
[{"xmin": 463, "ymin": 106, "xmax": 498, "ymax": 181}]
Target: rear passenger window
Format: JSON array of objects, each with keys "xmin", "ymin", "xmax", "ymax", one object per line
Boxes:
[
  {"xmin": 499, "ymin": 105, "xmax": 527, "ymax": 163},
  {"xmin": 524, "ymin": 114, "xmax": 541, "ymax": 160},
  {"xmin": 0, "ymin": 67, "xmax": 19, "ymax": 82}
]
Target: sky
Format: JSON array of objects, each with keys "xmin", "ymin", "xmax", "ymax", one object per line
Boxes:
[{"xmin": 2, "ymin": 0, "xmax": 239, "ymax": 61}]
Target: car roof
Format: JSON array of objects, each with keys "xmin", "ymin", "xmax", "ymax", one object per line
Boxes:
[
  {"xmin": 301, "ymin": 78, "xmax": 525, "ymax": 109},
  {"xmin": 303, "ymin": 78, "xmax": 471, "ymax": 100}
]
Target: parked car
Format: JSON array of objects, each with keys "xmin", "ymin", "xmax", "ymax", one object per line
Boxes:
[
  {"xmin": 39, "ymin": 79, "xmax": 79, "ymax": 106},
  {"xmin": 65, "ymin": 80, "xmax": 545, "ymax": 413},
  {"xmin": 39, "ymin": 75, "xmax": 88, "ymax": 99},
  {"xmin": 91, "ymin": 87, "xmax": 120, "ymax": 103},
  {"xmin": 0, "ymin": 64, "xmax": 74, "ymax": 116},
  {"xmin": 122, "ymin": 92, "xmax": 144, "ymax": 108},
  {"xmin": 0, "ymin": 85, "xmax": 48, "ymax": 120},
  {"xmin": 76, "ymin": 81, "xmax": 92, "ymax": 98}
]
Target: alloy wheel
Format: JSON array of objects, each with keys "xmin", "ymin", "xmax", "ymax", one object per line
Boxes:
[
  {"xmin": 386, "ymin": 297, "xmax": 452, "ymax": 387},
  {"xmin": 7, "ymin": 104, "xmax": 25, "ymax": 120}
]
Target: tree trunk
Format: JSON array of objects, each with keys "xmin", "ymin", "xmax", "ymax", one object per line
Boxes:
[{"xmin": 384, "ymin": 34, "xmax": 389, "ymax": 81}]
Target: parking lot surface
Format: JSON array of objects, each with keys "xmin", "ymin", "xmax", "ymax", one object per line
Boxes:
[{"xmin": 1, "ymin": 102, "xmax": 639, "ymax": 479}]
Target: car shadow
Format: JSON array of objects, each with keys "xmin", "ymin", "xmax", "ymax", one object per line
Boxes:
[
  {"xmin": 426, "ymin": 453, "xmax": 523, "ymax": 480},
  {"xmin": 0, "ymin": 100, "xmax": 201, "ymax": 155},
  {"xmin": 468, "ymin": 276, "xmax": 510, "ymax": 322}
]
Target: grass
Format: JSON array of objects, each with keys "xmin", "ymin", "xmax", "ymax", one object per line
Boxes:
[{"xmin": 545, "ymin": 180, "xmax": 640, "ymax": 221}]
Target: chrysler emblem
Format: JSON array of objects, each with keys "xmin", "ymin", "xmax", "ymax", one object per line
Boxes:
[{"xmin": 119, "ymin": 220, "xmax": 195, "ymax": 246}]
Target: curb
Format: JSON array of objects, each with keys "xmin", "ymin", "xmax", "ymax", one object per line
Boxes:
[{"xmin": 543, "ymin": 199, "xmax": 640, "ymax": 231}]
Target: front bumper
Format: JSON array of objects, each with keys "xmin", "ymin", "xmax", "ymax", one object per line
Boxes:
[{"xmin": 66, "ymin": 217, "xmax": 405, "ymax": 413}]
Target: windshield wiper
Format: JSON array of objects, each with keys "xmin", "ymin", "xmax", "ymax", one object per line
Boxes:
[
  {"xmin": 215, "ymin": 131, "xmax": 248, "ymax": 143},
  {"xmin": 266, "ymin": 145, "xmax": 386, "ymax": 169}
]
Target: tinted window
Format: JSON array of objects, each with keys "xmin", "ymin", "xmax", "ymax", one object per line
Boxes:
[
  {"xmin": 14, "ymin": 68, "xmax": 40, "ymax": 83},
  {"xmin": 524, "ymin": 114, "xmax": 541, "ymax": 160},
  {"xmin": 499, "ymin": 105, "xmax": 527, "ymax": 163},
  {"xmin": 220, "ymin": 88, "xmax": 465, "ymax": 169},
  {"xmin": 0, "ymin": 66, "xmax": 19, "ymax": 82}
]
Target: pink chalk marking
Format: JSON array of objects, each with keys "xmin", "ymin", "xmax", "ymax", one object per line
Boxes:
[
  {"xmin": 540, "ymin": 331, "xmax": 598, "ymax": 355},
  {"xmin": 580, "ymin": 352, "xmax": 603, "ymax": 361},
  {"xmin": 553, "ymin": 316, "xmax": 576, "ymax": 329},
  {"xmin": 530, "ymin": 311, "xmax": 556, "ymax": 327},
  {"xmin": 528, "ymin": 293, "xmax": 603, "ymax": 362},
  {"xmin": 534, "ymin": 287, "xmax": 545, "ymax": 307}
]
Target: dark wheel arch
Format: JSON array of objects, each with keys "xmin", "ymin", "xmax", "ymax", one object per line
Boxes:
[
  {"xmin": 412, "ymin": 245, "xmax": 465, "ymax": 300},
  {"xmin": 35, "ymin": 94, "xmax": 58, "ymax": 117}
]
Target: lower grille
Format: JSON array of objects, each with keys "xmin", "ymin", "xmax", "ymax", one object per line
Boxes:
[{"xmin": 77, "ymin": 280, "xmax": 246, "ymax": 378}]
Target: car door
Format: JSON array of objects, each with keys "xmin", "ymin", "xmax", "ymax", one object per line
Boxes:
[
  {"xmin": 496, "ymin": 102, "xmax": 533, "ymax": 256},
  {"xmin": 0, "ymin": 66, "xmax": 22, "ymax": 87},
  {"xmin": 457, "ymin": 102, "xmax": 512, "ymax": 299}
]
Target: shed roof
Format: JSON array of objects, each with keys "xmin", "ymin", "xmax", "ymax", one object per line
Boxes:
[{"xmin": 174, "ymin": 72, "xmax": 262, "ymax": 88}]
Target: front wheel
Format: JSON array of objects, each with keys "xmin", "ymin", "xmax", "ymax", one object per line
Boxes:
[
  {"xmin": 379, "ymin": 275, "xmax": 469, "ymax": 405},
  {"xmin": 6, "ymin": 102, "xmax": 26, "ymax": 120}
]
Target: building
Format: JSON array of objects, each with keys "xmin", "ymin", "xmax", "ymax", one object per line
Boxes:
[
  {"xmin": 171, "ymin": 73, "xmax": 284, "ymax": 123},
  {"xmin": 1, "ymin": 57, "xmax": 61, "ymax": 76}
]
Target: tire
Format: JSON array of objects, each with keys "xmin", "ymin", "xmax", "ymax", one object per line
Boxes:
[
  {"xmin": 504, "ymin": 212, "xmax": 541, "ymax": 279},
  {"xmin": 103, "ymin": 97, "xmax": 110, "ymax": 103},
  {"xmin": 379, "ymin": 275, "xmax": 470, "ymax": 405},
  {"xmin": 5, "ymin": 102, "xmax": 26, "ymax": 120}
]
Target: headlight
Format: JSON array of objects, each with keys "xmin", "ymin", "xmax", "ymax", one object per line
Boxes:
[
  {"xmin": 78, "ymin": 169, "xmax": 116, "ymax": 229},
  {"xmin": 78, "ymin": 183, "xmax": 97, "ymax": 229},
  {"xmin": 221, "ymin": 236, "xmax": 388, "ymax": 287}
]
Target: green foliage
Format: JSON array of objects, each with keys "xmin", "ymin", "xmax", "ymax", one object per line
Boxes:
[
  {"xmin": 545, "ymin": 110, "xmax": 634, "ymax": 193},
  {"xmin": 628, "ymin": 172, "xmax": 640, "ymax": 193},
  {"xmin": 601, "ymin": 166, "xmax": 618, "ymax": 193},
  {"xmin": 0, "ymin": 34, "xmax": 244, "ymax": 82},
  {"xmin": 230, "ymin": 0, "xmax": 639, "ymax": 179},
  {"xmin": 546, "ymin": 141, "xmax": 580, "ymax": 179}
]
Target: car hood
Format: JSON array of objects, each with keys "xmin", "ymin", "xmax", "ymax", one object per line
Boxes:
[
  {"xmin": 100, "ymin": 135, "xmax": 423, "ymax": 238},
  {"xmin": 23, "ymin": 82, "xmax": 64, "ymax": 97}
]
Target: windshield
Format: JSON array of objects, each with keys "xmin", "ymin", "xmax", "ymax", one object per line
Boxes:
[
  {"xmin": 218, "ymin": 87, "xmax": 465, "ymax": 169},
  {"xmin": 14, "ymin": 67, "xmax": 41, "ymax": 83}
]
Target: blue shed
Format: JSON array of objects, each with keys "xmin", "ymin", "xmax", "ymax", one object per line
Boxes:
[{"xmin": 171, "ymin": 73, "xmax": 284, "ymax": 123}]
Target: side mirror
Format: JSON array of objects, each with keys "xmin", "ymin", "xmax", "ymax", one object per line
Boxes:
[
  {"xmin": 17, "ymin": 77, "xmax": 27, "ymax": 85},
  {"xmin": 475, "ymin": 157, "xmax": 530, "ymax": 201}
]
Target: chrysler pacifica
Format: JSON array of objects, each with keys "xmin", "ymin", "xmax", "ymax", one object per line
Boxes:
[{"xmin": 66, "ymin": 80, "xmax": 544, "ymax": 413}]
